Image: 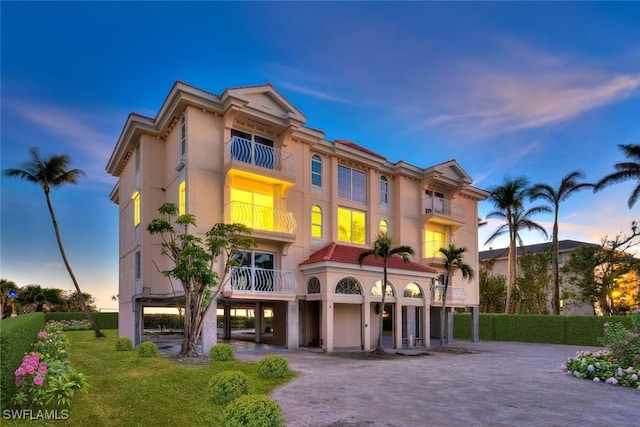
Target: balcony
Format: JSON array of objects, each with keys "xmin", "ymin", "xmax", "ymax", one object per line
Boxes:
[
  {"xmin": 430, "ymin": 284, "xmax": 467, "ymax": 305},
  {"xmin": 224, "ymin": 267, "xmax": 297, "ymax": 299},
  {"xmin": 225, "ymin": 136, "xmax": 296, "ymax": 183},
  {"xmin": 423, "ymin": 196, "xmax": 465, "ymax": 226},
  {"xmin": 423, "ymin": 240, "xmax": 447, "ymax": 266},
  {"xmin": 225, "ymin": 201, "xmax": 297, "ymax": 246}
]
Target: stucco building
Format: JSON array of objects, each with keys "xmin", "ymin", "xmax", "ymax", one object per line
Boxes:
[{"xmin": 106, "ymin": 81, "xmax": 488, "ymax": 351}]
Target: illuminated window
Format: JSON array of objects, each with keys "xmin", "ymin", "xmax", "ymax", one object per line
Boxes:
[
  {"xmin": 307, "ymin": 277, "xmax": 321, "ymax": 294},
  {"xmin": 311, "ymin": 205, "xmax": 323, "ymax": 238},
  {"xmin": 230, "ymin": 187, "xmax": 274, "ymax": 231},
  {"xmin": 424, "ymin": 227, "xmax": 448, "ymax": 258},
  {"xmin": 403, "ymin": 282, "xmax": 423, "ymax": 298},
  {"xmin": 371, "ymin": 280, "xmax": 395, "ymax": 297},
  {"xmin": 379, "ymin": 176, "xmax": 389, "ymax": 205},
  {"xmin": 180, "ymin": 113, "xmax": 186, "ymax": 157},
  {"xmin": 338, "ymin": 165, "xmax": 366, "ymax": 203},
  {"xmin": 135, "ymin": 250, "xmax": 141, "ymax": 280},
  {"xmin": 132, "ymin": 191, "xmax": 140, "ymax": 227},
  {"xmin": 178, "ymin": 169, "xmax": 186, "ymax": 216},
  {"xmin": 311, "ymin": 154, "xmax": 322, "ymax": 187},
  {"xmin": 337, "ymin": 207, "xmax": 366, "ymax": 244},
  {"xmin": 379, "ymin": 219, "xmax": 388, "ymax": 235},
  {"xmin": 335, "ymin": 277, "xmax": 361, "ymax": 295}
]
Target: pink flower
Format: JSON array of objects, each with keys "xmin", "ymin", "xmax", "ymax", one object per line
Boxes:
[
  {"xmin": 37, "ymin": 331, "xmax": 48, "ymax": 340},
  {"xmin": 25, "ymin": 365, "xmax": 35, "ymax": 375},
  {"xmin": 33, "ymin": 376, "xmax": 44, "ymax": 386},
  {"xmin": 38, "ymin": 362, "xmax": 47, "ymax": 376},
  {"xmin": 15, "ymin": 377, "xmax": 22, "ymax": 387}
]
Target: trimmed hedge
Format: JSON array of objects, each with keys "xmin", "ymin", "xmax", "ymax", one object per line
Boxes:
[
  {"xmin": 0, "ymin": 312, "xmax": 45, "ymax": 410},
  {"xmin": 45, "ymin": 312, "xmax": 118, "ymax": 329},
  {"xmin": 453, "ymin": 313, "xmax": 633, "ymax": 346}
]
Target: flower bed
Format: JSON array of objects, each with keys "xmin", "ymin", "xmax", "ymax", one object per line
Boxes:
[{"xmin": 563, "ymin": 309, "xmax": 640, "ymax": 390}]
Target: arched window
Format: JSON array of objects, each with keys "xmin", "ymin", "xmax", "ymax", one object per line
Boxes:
[
  {"xmin": 379, "ymin": 219, "xmax": 388, "ymax": 235},
  {"xmin": 335, "ymin": 277, "xmax": 362, "ymax": 295},
  {"xmin": 180, "ymin": 113, "xmax": 186, "ymax": 157},
  {"xmin": 307, "ymin": 277, "xmax": 321, "ymax": 294},
  {"xmin": 379, "ymin": 175, "xmax": 389, "ymax": 205},
  {"xmin": 371, "ymin": 280, "xmax": 395, "ymax": 297},
  {"xmin": 403, "ymin": 282, "xmax": 423, "ymax": 298},
  {"xmin": 311, "ymin": 154, "xmax": 322, "ymax": 187},
  {"xmin": 311, "ymin": 205, "xmax": 323, "ymax": 239}
]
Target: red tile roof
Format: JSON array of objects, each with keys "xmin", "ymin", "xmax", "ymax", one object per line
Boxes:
[
  {"xmin": 300, "ymin": 242, "xmax": 436, "ymax": 273},
  {"xmin": 334, "ymin": 139, "xmax": 387, "ymax": 160}
]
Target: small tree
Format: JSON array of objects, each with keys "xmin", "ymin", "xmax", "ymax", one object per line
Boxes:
[
  {"xmin": 358, "ymin": 234, "xmax": 414, "ymax": 354},
  {"xmin": 147, "ymin": 203, "xmax": 254, "ymax": 357},
  {"xmin": 438, "ymin": 244, "xmax": 474, "ymax": 348}
]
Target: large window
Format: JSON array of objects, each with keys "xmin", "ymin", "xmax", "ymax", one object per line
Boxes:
[
  {"xmin": 311, "ymin": 154, "xmax": 322, "ymax": 187},
  {"xmin": 371, "ymin": 280, "xmax": 395, "ymax": 296},
  {"xmin": 424, "ymin": 227, "xmax": 448, "ymax": 258},
  {"xmin": 403, "ymin": 282, "xmax": 423, "ymax": 298},
  {"xmin": 134, "ymin": 143, "xmax": 140, "ymax": 172},
  {"xmin": 132, "ymin": 191, "xmax": 140, "ymax": 227},
  {"xmin": 338, "ymin": 207, "xmax": 366, "ymax": 244},
  {"xmin": 230, "ymin": 187, "xmax": 274, "ymax": 231},
  {"xmin": 335, "ymin": 277, "xmax": 362, "ymax": 295},
  {"xmin": 379, "ymin": 176, "xmax": 389, "ymax": 205},
  {"xmin": 338, "ymin": 165, "xmax": 366, "ymax": 203},
  {"xmin": 311, "ymin": 205, "xmax": 323, "ymax": 239},
  {"xmin": 180, "ymin": 113, "xmax": 186, "ymax": 157}
]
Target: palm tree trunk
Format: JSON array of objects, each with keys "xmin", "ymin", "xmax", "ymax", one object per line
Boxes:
[
  {"xmin": 375, "ymin": 266, "xmax": 388, "ymax": 354},
  {"xmin": 551, "ymin": 219, "xmax": 560, "ymax": 315},
  {"xmin": 45, "ymin": 191, "xmax": 105, "ymax": 338},
  {"xmin": 439, "ymin": 275, "xmax": 449, "ymax": 348}
]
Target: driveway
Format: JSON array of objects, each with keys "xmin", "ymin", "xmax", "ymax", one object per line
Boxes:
[{"xmin": 236, "ymin": 341, "xmax": 639, "ymax": 427}]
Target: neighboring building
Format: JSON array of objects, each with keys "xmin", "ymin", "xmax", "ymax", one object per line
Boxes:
[
  {"xmin": 106, "ymin": 81, "xmax": 489, "ymax": 351},
  {"xmin": 479, "ymin": 240, "xmax": 594, "ymax": 315}
]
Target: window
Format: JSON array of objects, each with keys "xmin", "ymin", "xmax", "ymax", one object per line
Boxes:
[
  {"xmin": 307, "ymin": 277, "xmax": 321, "ymax": 294},
  {"xmin": 134, "ymin": 143, "xmax": 140, "ymax": 172},
  {"xmin": 379, "ymin": 219, "xmax": 388, "ymax": 235},
  {"xmin": 424, "ymin": 227, "xmax": 448, "ymax": 258},
  {"xmin": 371, "ymin": 280, "xmax": 394, "ymax": 297},
  {"xmin": 335, "ymin": 277, "xmax": 362, "ymax": 295},
  {"xmin": 337, "ymin": 207, "xmax": 366, "ymax": 244},
  {"xmin": 230, "ymin": 129, "xmax": 275, "ymax": 169},
  {"xmin": 311, "ymin": 154, "xmax": 322, "ymax": 187},
  {"xmin": 338, "ymin": 165, "xmax": 366, "ymax": 203},
  {"xmin": 230, "ymin": 186, "xmax": 274, "ymax": 231},
  {"xmin": 403, "ymin": 282, "xmax": 423, "ymax": 298},
  {"xmin": 180, "ymin": 113, "xmax": 186, "ymax": 157},
  {"xmin": 132, "ymin": 191, "xmax": 140, "ymax": 227},
  {"xmin": 379, "ymin": 176, "xmax": 389, "ymax": 205},
  {"xmin": 311, "ymin": 205, "xmax": 323, "ymax": 239},
  {"xmin": 178, "ymin": 169, "xmax": 186, "ymax": 216},
  {"xmin": 135, "ymin": 250, "xmax": 141, "ymax": 280},
  {"xmin": 232, "ymin": 250, "xmax": 276, "ymax": 292}
]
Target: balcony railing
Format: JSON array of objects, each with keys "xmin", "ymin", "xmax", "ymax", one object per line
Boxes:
[
  {"xmin": 423, "ymin": 196, "xmax": 465, "ymax": 220},
  {"xmin": 226, "ymin": 136, "xmax": 296, "ymax": 176},
  {"xmin": 229, "ymin": 267, "xmax": 297, "ymax": 294},
  {"xmin": 225, "ymin": 201, "xmax": 297, "ymax": 234},
  {"xmin": 430, "ymin": 284, "xmax": 467, "ymax": 304}
]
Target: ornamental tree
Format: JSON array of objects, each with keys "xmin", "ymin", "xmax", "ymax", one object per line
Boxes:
[{"xmin": 147, "ymin": 203, "xmax": 254, "ymax": 357}]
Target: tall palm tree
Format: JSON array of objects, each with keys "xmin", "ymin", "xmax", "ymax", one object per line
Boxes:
[
  {"xmin": 4, "ymin": 147, "xmax": 105, "ymax": 337},
  {"xmin": 358, "ymin": 234, "xmax": 414, "ymax": 354},
  {"xmin": 438, "ymin": 244, "xmax": 474, "ymax": 348},
  {"xmin": 594, "ymin": 144, "xmax": 640, "ymax": 208},
  {"xmin": 530, "ymin": 171, "xmax": 594, "ymax": 315},
  {"xmin": 485, "ymin": 176, "xmax": 549, "ymax": 313}
]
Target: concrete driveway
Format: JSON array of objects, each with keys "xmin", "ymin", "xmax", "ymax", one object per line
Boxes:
[{"xmin": 236, "ymin": 341, "xmax": 639, "ymax": 427}]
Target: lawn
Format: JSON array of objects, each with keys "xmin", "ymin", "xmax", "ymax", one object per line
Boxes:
[{"xmin": 4, "ymin": 331, "xmax": 294, "ymax": 426}]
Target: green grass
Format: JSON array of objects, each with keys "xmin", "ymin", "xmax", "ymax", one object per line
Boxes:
[{"xmin": 4, "ymin": 331, "xmax": 294, "ymax": 426}]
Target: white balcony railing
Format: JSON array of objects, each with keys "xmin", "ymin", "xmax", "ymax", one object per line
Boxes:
[
  {"xmin": 431, "ymin": 284, "xmax": 467, "ymax": 304},
  {"xmin": 229, "ymin": 267, "xmax": 297, "ymax": 294},
  {"xmin": 423, "ymin": 196, "xmax": 465, "ymax": 220},
  {"xmin": 226, "ymin": 136, "xmax": 296, "ymax": 176},
  {"xmin": 225, "ymin": 201, "xmax": 297, "ymax": 234}
]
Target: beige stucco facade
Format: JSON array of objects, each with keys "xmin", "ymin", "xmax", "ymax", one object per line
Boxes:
[{"xmin": 107, "ymin": 81, "xmax": 489, "ymax": 352}]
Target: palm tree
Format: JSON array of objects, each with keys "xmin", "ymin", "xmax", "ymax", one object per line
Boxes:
[
  {"xmin": 594, "ymin": 144, "xmax": 640, "ymax": 208},
  {"xmin": 438, "ymin": 244, "xmax": 474, "ymax": 348},
  {"xmin": 530, "ymin": 171, "xmax": 594, "ymax": 315},
  {"xmin": 4, "ymin": 147, "xmax": 105, "ymax": 337},
  {"xmin": 485, "ymin": 176, "xmax": 549, "ymax": 313},
  {"xmin": 358, "ymin": 234, "xmax": 414, "ymax": 354}
]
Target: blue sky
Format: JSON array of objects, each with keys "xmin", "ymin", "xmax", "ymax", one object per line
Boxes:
[{"xmin": 2, "ymin": 2, "xmax": 639, "ymax": 310}]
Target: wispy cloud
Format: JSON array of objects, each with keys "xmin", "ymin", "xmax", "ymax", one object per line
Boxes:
[{"xmin": 276, "ymin": 81, "xmax": 350, "ymax": 104}]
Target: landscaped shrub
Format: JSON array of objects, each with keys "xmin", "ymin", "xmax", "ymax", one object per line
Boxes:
[
  {"xmin": 46, "ymin": 318, "xmax": 91, "ymax": 331},
  {"xmin": 221, "ymin": 395, "xmax": 284, "ymax": 427},
  {"xmin": 44, "ymin": 312, "xmax": 118, "ymax": 329},
  {"xmin": 209, "ymin": 371, "xmax": 250, "ymax": 405},
  {"xmin": 209, "ymin": 343, "xmax": 235, "ymax": 362},
  {"xmin": 0, "ymin": 312, "xmax": 45, "ymax": 410},
  {"xmin": 143, "ymin": 313, "xmax": 184, "ymax": 330},
  {"xmin": 257, "ymin": 355, "xmax": 290, "ymax": 379},
  {"xmin": 32, "ymin": 324, "xmax": 69, "ymax": 362},
  {"xmin": 137, "ymin": 341, "xmax": 158, "ymax": 357},
  {"xmin": 115, "ymin": 337, "xmax": 134, "ymax": 352}
]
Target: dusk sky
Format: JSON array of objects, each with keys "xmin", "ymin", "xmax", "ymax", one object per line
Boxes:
[{"xmin": 1, "ymin": 2, "xmax": 639, "ymax": 310}]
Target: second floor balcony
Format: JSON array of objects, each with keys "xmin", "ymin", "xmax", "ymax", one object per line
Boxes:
[
  {"xmin": 227, "ymin": 267, "xmax": 297, "ymax": 295},
  {"xmin": 423, "ymin": 196, "xmax": 465, "ymax": 226},
  {"xmin": 225, "ymin": 201, "xmax": 297, "ymax": 236},
  {"xmin": 225, "ymin": 136, "xmax": 296, "ymax": 180},
  {"xmin": 430, "ymin": 284, "xmax": 467, "ymax": 305}
]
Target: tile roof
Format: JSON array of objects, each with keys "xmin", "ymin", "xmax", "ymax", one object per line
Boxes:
[
  {"xmin": 479, "ymin": 239, "xmax": 594, "ymax": 260},
  {"xmin": 300, "ymin": 242, "xmax": 436, "ymax": 273},
  {"xmin": 334, "ymin": 139, "xmax": 387, "ymax": 160}
]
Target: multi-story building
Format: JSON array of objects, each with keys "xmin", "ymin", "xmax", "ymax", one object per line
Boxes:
[{"xmin": 106, "ymin": 81, "xmax": 489, "ymax": 352}]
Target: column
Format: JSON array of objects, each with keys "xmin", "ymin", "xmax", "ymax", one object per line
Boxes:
[
  {"xmin": 322, "ymin": 300, "xmax": 334, "ymax": 352},
  {"xmin": 406, "ymin": 306, "xmax": 416, "ymax": 348},
  {"xmin": 287, "ymin": 299, "xmax": 299, "ymax": 349},
  {"xmin": 363, "ymin": 301, "xmax": 371, "ymax": 351},
  {"xmin": 423, "ymin": 304, "xmax": 431, "ymax": 349},
  {"xmin": 255, "ymin": 302, "xmax": 262, "ymax": 343},
  {"xmin": 471, "ymin": 305, "xmax": 480, "ymax": 342},
  {"xmin": 394, "ymin": 303, "xmax": 402, "ymax": 349},
  {"xmin": 446, "ymin": 308, "xmax": 454, "ymax": 344}
]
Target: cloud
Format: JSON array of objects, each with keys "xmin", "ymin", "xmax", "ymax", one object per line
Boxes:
[{"xmin": 276, "ymin": 81, "xmax": 351, "ymax": 104}]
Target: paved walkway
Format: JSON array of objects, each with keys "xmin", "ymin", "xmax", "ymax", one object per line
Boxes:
[{"xmin": 235, "ymin": 341, "xmax": 639, "ymax": 427}]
